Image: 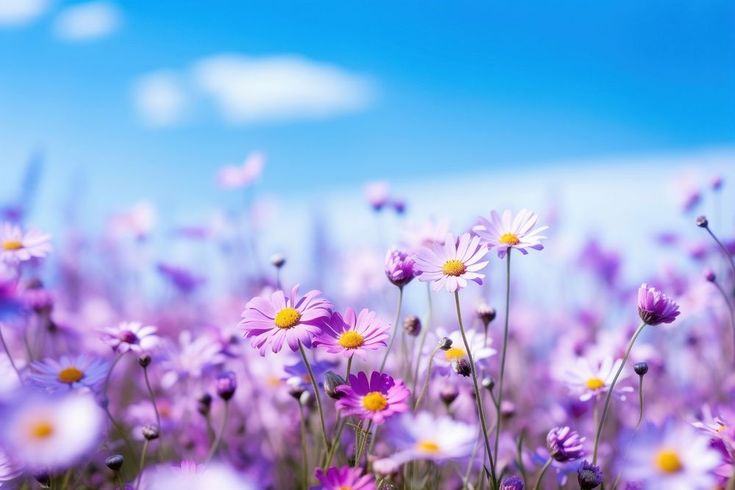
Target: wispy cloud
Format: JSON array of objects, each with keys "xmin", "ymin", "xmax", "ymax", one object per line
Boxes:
[
  {"xmin": 132, "ymin": 54, "xmax": 377, "ymax": 128},
  {"xmin": 53, "ymin": 1, "xmax": 121, "ymax": 41},
  {"xmin": 0, "ymin": 0, "xmax": 49, "ymax": 26},
  {"xmin": 131, "ymin": 71, "xmax": 187, "ymax": 128}
]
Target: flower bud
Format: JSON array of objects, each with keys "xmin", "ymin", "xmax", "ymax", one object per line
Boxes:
[
  {"xmin": 577, "ymin": 460, "xmax": 603, "ymax": 490},
  {"xmin": 438, "ymin": 337, "xmax": 453, "ymax": 351},
  {"xmin": 215, "ymin": 371, "xmax": 237, "ymax": 401},
  {"xmin": 704, "ymin": 268, "xmax": 716, "ymax": 282},
  {"xmin": 142, "ymin": 424, "xmax": 160, "ymax": 441},
  {"xmin": 477, "ymin": 303, "xmax": 497, "ymax": 327},
  {"xmin": 197, "ymin": 393, "xmax": 212, "ymax": 416},
  {"xmin": 299, "ymin": 390, "xmax": 315, "ymax": 408},
  {"xmin": 696, "ymin": 215, "xmax": 709, "ymax": 228},
  {"xmin": 105, "ymin": 454, "xmax": 124, "ymax": 472},
  {"xmin": 439, "ymin": 385, "xmax": 459, "ymax": 406},
  {"xmin": 500, "ymin": 475, "xmax": 524, "ymax": 490},
  {"xmin": 323, "ymin": 371, "xmax": 346, "ymax": 400},
  {"xmin": 633, "ymin": 362, "xmax": 649, "ymax": 376},
  {"xmin": 138, "ymin": 354, "xmax": 151, "ymax": 368},
  {"xmin": 546, "ymin": 426, "xmax": 585, "ymax": 462},
  {"xmin": 288, "ymin": 381, "xmax": 306, "ymax": 401},
  {"xmin": 270, "ymin": 253, "xmax": 286, "ymax": 269},
  {"xmin": 453, "ymin": 358, "xmax": 472, "ymax": 377},
  {"xmin": 403, "ymin": 315, "xmax": 421, "ymax": 337},
  {"xmin": 481, "ymin": 376, "xmax": 495, "ymax": 392}
]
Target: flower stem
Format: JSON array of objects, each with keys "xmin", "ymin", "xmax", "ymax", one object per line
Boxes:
[
  {"xmin": 712, "ymin": 279, "xmax": 735, "ymax": 366},
  {"xmin": 134, "ymin": 439, "xmax": 150, "ymax": 490},
  {"xmin": 298, "ymin": 341, "xmax": 331, "ymax": 456},
  {"xmin": 413, "ymin": 345, "xmax": 440, "ymax": 410},
  {"xmin": 379, "ymin": 286, "xmax": 404, "ymax": 373},
  {"xmin": 454, "ymin": 290, "xmax": 497, "ymax": 487},
  {"xmin": 0, "ymin": 323, "xmax": 22, "ymax": 382},
  {"xmin": 532, "ymin": 458, "xmax": 553, "ymax": 490},
  {"xmin": 142, "ymin": 365, "xmax": 161, "ymax": 431},
  {"xmin": 636, "ymin": 375, "xmax": 645, "ymax": 428},
  {"xmin": 411, "ymin": 284, "xmax": 433, "ymax": 395},
  {"xmin": 206, "ymin": 400, "xmax": 230, "ymax": 463},
  {"xmin": 592, "ymin": 322, "xmax": 647, "ymax": 463},
  {"xmin": 298, "ymin": 404, "xmax": 309, "ymax": 488},
  {"xmin": 323, "ymin": 413, "xmax": 346, "ymax": 469},
  {"xmin": 704, "ymin": 225, "xmax": 735, "ymax": 279},
  {"xmin": 493, "ymin": 249, "xmax": 512, "ymax": 468}
]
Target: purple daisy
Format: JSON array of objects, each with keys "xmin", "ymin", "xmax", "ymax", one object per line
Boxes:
[
  {"xmin": 100, "ymin": 321, "xmax": 159, "ymax": 354},
  {"xmin": 637, "ymin": 283, "xmax": 680, "ymax": 326},
  {"xmin": 414, "ymin": 233, "xmax": 489, "ymax": 292},
  {"xmin": 313, "ymin": 308, "xmax": 390, "ymax": 358},
  {"xmin": 314, "ymin": 465, "xmax": 376, "ymax": 490},
  {"xmin": 239, "ymin": 285, "xmax": 332, "ymax": 355},
  {"xmin": 29, "ymin": 355, "xmax": 110, "ymax": 393},
  {"xmin": 473, "ymin": 209, "xmax": 548, "ymax": 258},
  {"xmin": 336, "ymin": 371, "xmax": 410, "ymax": 424}
]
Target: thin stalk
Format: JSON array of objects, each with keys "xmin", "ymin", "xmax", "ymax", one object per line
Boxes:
[
  {"xmin": 323, "ymin": 414, "xmax": 347, "ymax": 468},
  {"xmin": 298, "ymin": 341, "xmax": 331, "ymax": 455},
  {"xmin": 134, "ymin": 439, "xmax": 150, "ymax": 490},
  {"xmin": 532, "ymin": 458, "xmax": 553, "ymax": 490},
  {"xmin": 411, "ymin": 285, "xmax": 433, "ymax": 395},
  {"xmin": 704, "ymin": 225, "xmax": 735, "ymax": 278},
  {"xmin": 636, "ymin": 375, "xmax": 645, "ymax": 428},
  {"xmin": 454, "ymin": 290, "xmax": 497, "ymax": 487},
  {"xmin": 592, "ymin": 322, "xmax": 647, "ymax": 463},
  {"xmin": 60, "ymin": 469, "xmax": 73, "ymax": 490},
  {"xmin": 379, "ymin": 287, "xmax": 404, "ymax": 372},
  {"xmin": 346, "ymin": 355, "xmax": 353, "ymax": 380},
  {"xmin": 712, "ymin": 280, "xmax": 735, "ymax": 365},
  {"xmin": 413, "ymin": 346, "xmax": 440, "ymax": 410},
  {"xmin": 0, "ymin": 323, "xmax": 22, "ymax": 382},
  {"xmin": 298, "ymin": 404, "xmax": 309, "ymax": 489},
  {"xmin": 354, "ymin": 420, "xmax": 373, "ymax": 468},
  {"xmin": 142, "ymin": 365, "xmax": 161, "ymax": 431},
  {"xmin": 206, "ymin": 400, "xmax": 230, "ymax": 463},
  {"xmin": 494, "ymin": 250, "xmax": 512, "ymax": 468}
]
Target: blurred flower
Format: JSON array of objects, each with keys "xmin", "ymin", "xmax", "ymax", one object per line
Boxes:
[
  {"xmin": 239, "ymin": 286, "xmax": 332, "ymax": 355},
  {"xmin": 145, "ymin": 461, "xmax": 256, "ymax": 489},
  {"xmin": 314, "ymin": 465, "xmax": 375, "ymax": 490},
  {"xmin": 215, "ymin": 371, "xmax": 237, "ymax": 400},
  {"xmin": 560, "ymin": 356, "xmax": 632, "ymax": 402},
  {"xmin": 473, "ymin": 209, "xmax": 548, "ymax": 258},
  {"xmin": 100, "ymin": 321, "xmax": 159, "ymax": 354},
  {"xmin": 414, "ymin": 233, "xmax": 488, "ymax": 292},
  {"xmin": 384, "ymin": 248, "xmax": 416, "ymax": 288},
  {"xmin": 637, "ymin": 283, "xmax": 680, "ymax": 326},
  {"xmin": 216, "ymin": 152, "xmax": 265, "ymax": 190},
  {"xmin": 156, "ymin": 263, "xmax": 205, "ymax": 294},
  {"xmin": 108, "ymin": 200, "xmax": 156, "ymax": 239},
  {"xmin": 500, "ymin": 475, "xmax": 525, "ymax": 490},
  {"xmin": 0, "ymin": 450, "xmax": 21, "ymax": 486},
  {"xmin": 430, "ymin": 327, "xmax": 495, "ymax": 373},
  {"xmin": 547, "ymin": 426, "xmax": 585, "ymax": 462},
  {"xmin": 624, "ymin": 423, "xmax": 720, "ymax": 490},
  {"xmin": 0, "ymin": 223, "xmax": 51, "ymax": 263},
  {"xmin": 577, "ymin": 460, "xmax": 603, "ymax": 490},
  {"xmin": 29, "ymin": 355, "xmax": 110, "ymax": 393},
  {"xmin": 313, "ymin": 307, "xmax": 389, "ymax": 358},
  {"xmin": 160, "ymin": 330, "xmax": 225, "ymax": 388},
  {"xmin": 363, "ymin": 181, "xmax": 390, "ymax": 211},
  {"xmin": 336, "ymin": 371, "xmax": 409, "ymax": 424},
  {"xmin": 388, "ymin": 411, "xmax": 475, "ymax": 464},
  {"xmin": 0, "ymin": 392, "xmax": 104, "ymax": 472}
]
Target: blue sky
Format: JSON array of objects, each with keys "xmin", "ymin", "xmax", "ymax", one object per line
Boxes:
[{"xmin": 1, "ymin": 0, "xmax": 734, "ymax": 227}]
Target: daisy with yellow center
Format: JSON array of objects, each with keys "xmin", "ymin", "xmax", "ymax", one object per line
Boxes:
[
  {"xmin": 313, "ymin": 308, "xmax": 389, "ymax": 357},
  {"xmin": 560, "ymin": 356, "xmax": 632, "ymax": 402},
  {"xmin": 414, "ymin": 232, "xmax": 489, "ymax": 293},
  {"xmin": 0, "ymin": 223, "xmax": 51, "ymax": 263},
  {"xmin": 29, "ymin": 355, "xmax": 110, "ymax": 393},
  {"xmin": 654, "ymin": 449, "xmax": 683, "ymax": 473},
  {"xmin": 274, "ymin": 307, "xmax": 301, "ymax": 329},
  {"xmin": 473, "ymin": 209, "xmax": 548, "ymax": 258},
  {"xmin": 390, "ymin": 412, "xmax": 476, "ymax": 464},
  {"xmin": 335, "ymin": 371, "xmax": 410, "ymax": 425}
]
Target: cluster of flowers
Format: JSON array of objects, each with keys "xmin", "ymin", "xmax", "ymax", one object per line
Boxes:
[{"xmin": 0, "ymin": 172, "xmax": 732, "ymax": 490}]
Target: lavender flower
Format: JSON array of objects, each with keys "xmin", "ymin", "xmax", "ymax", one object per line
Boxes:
[
  {"xmin": 547, "ymin": 426, "xmax": 585, "ymax": 462},
  {"xmin": 577, "ymin": 460, "xmax": 603, "ymax": 490},
  {"xmin": 637, "ymin": 283, "xmax": 680, "ymax": 326},
  {"xmin": 384, "ymin": 248, "xmax": 416, "ymax": 288}
]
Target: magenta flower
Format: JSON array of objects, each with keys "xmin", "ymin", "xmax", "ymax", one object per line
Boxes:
[
  {"xmin": 637, "ymin": 283, "xmax": 680, "ymax": 326},
  {"xmin": 336, "ymin": 371, "xmax": 410, "ymax": 424},
  {"xmin": 313, "ymin": 308, "xmax": 389, "ymax": 357},
  {"xmin": 414, "ymin": 233, "xmax": 488, "ymax": 292},
  {"xmin": 239, "ymin": 286, "xmax": 332, "ymax": 355},
  {"xmin": 315, "ymin": 465, "xmax": 376, "ymax": 490},
  {"xmin": 384, "ymin": 248, "xmax": 416, "ymax": 288},
  {"xmin": 473, "ymin": 209, "xmax": 548, "ymax": 258},
  {"xmin": 100, "ymin": 321, "xmax": 159, "ymax": 354}
]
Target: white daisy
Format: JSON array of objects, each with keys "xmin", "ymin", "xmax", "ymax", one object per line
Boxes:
[
  {"xmin": 0, "ymin": 223, "xmax": 51, "ymax": 263},
  {"xmin": 473, "ymin": 209, "xmax": 548, "ymax": 258}
]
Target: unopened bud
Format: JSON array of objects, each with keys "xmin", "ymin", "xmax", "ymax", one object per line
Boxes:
[
  {"xmin": 142, "ymin": 424, "xmax": 160, "ymax": 440},
  {"xmin": 634, "ymin": 362, "xmax": 649, "ymax": 376},
  {"xmin": 704, "ymin": 268, "xmax": 716, "ymax": 282},
  {"xmin": 270, "ymin": 254, "xmax": 286, "ymax": 269},
  {"xmin": 105, "ymin": 454, "xmax": 124, "ymax": 472},
  {"xmin": 696, "ymin": 215, "xmax": 709, "ymax": 228},
  {"xmin": 323, "ymin": 371, "xmax": 346, "ymax": 400},
  {"xmin": 439, "ymin": 385, "xmax": 459, "ymax": 406},
  {"xmin": 197, "ymin": 393, "xmax": 212, "ymax": 416},
  {"xmin": 438, "ymin": 337, "xmax": 453, "ymax": 351},
  {"xmin": 481, "ymin": 377, "xmax": 495, "ymax": 392},
  {"xmin": 215, "ymin": 371, "xmax": 237, "ymax": 401},
  {"xmin": 138, "ymin": 354, "xmax": 151, "ymax": 368},
  {"xmin": 477, "ymin": 304, "xmax": 497, "ymax": 327},
  {"xmin": 453, "ymin": 358, "xmax": 472, "ymax": 377},
  {"xmin": 403, "ymin": 315, "xmax": 421, "ymax": 337}
]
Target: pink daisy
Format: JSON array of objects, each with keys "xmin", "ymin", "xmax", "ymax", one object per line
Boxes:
[
  {"xmin": 414, "ymin": 233, "xmax": 489, "ymax": 292},
  {"xmin": 100, "ymin": 321, "xmax": 159, "ymax": 354},
  {"xmin": 0, "ymin": 223, "xmax": 51, "ymax": 263},
  {"xmin": 315, "ymin": 466, "xmax": 376, "ymax": 490},
  {"xmin": 336, "ymin": 371, "xmax": 410, "ymax": 424},
  {"xmin": 473, "ymin": 209, "xmax": 548, "ymax": 258},
  {"xmin": 313, "ymin": 308, "xmax": 390, "ymax": 358},
  {"xmin": 239, "ymin": 285, "xmax": 332, "ymax": 355}
]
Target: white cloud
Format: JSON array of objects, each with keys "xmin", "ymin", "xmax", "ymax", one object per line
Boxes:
[
  {"xmin": 192, "ymin": 55, "xmax": 375, "ymax": 124},
  {"xmin": 0, "ymin": 0, "xmax": 49, "ymax": 26},
  {"xmin": 132, "ymin": 54, "xmax": 377, "ymax": 128},
  {"xmin": 131, "ymin": 71, "xmax": 187, "ymax": 127},
  {"xmin": 54, "ymin": 1, "xmax": 120, "ymax": 41}
]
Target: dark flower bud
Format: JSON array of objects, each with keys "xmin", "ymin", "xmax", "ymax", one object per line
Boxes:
[
  {"xmin": 138, "ymin": 354, "xmax": 151, "ymax": 368},
  {"xmin": 216, "ymin": 371, "xmax": 237, "ymax": 401},
  {"xmin": 477, "ymin": 304, "xmax": 497, "ymax": 327},
  {"xmin": 105, "ymin": 454, "xmax": 124, "ymax": 472},
  {"xmin": 270, "ymin": 253, "xmax": 286, "ymax": 269},
  {"xmin": 577, "ymin": 460, "xmax": 603, "ymax": 490},
  {"xmin": 481, "ymin": 376, "xmax": 495, "ymax": 392},
  {"xmin": 403, "ymin": 315, "xmax": 421, "ymax": 337},
  {"xmin": 500, "ymin": 475, "xmax": 524, "ymax": 490},
  {"xmin": 197, "ymin": 393, "xmax": 212, "ymax": 416},
  {"xmin": 439, "ymin": 385, "xmax": 459, "ymax": 406},
  {"xmin": 142, "ymin": 424, "xmax": 160, "ymax": 440},
  {"xmin": 299, "ymin": 390, "xmax": 314, "ymax": 408},
  {"xmin": 453, "ymin": 358, "xmax": 472, "ymax": 377},
  {"xmin": 323, "ymin": 371, "xmax": 346, "ymax": 400},
  {"xmin": 288, "ymin": 383, "xmax": 306, "ymax": 401},
  {"xmin": 633, "ymin": 362, "xmax": 649, "ymax": 376},
  {"xmin": 696, "ymin": 215, "xmax": 709, "ymax": 228},
  {"xmin": 438, "ymin": 337, "xmax": 453, "ymax": 351},
  {"xmin": 704, "ymin": 268, "xmax": 716, "ymax": 282}
]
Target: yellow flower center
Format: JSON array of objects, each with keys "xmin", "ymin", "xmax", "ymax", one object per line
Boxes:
[
  {"xmin": 416, "ymin": 440, "xmax": 441, "ymax": 453},
  {"xmin": 28, "ymin": 420, "xmax": 55, "ymax": 440},
  {"xmin": 1, "ymin": 240, "xmax": 23, "ymax": 251},
  {"xmin": 445, "ymin": 347, "xmax": 467, "ymax": 361},
  {"xmin": 274, "ymin": 307, "xmax": 301, "ymax": 329},
  {"xmin": 338, "ymin": 487, "xmax": 352, "ymax": 490},
  {"xmin": 654, "ymin": 449, "xmax": 683, "ymax": 473},
  {"xmin": 498, "ymin": 233, "xmax": 520, "ymax": 246},
  {"xmin": 58, "ymin": 367, "xmax": 85, "ymax": 384},
  {"xmin": 716, "ymin": 423, "xmax": 728, "ymax": 433},
  {"xmin": 361, "ymin": 391, "xmax": 388, "ymax": 412},
  {"xmin": 442, "ymin": 259, "xmax": 466, "ymax": 276},
  {"xmin": 585, "ymin": 377, "xmax": 606, "ymax": 390},
  {"xmin": 338, "ymin": 330, "xmax": 365, "ymax": 349}
]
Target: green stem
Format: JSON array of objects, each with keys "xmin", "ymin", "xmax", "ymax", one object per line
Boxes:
[
  {"xmin": 592, "ymin": 322, "xmax": 647, "ymax": 463},
  {"xmin": 298, "ymin": 404, "xmax": 309, "ymax": 489},
  {"xmin": 494, "ymin": 249, "xmax": 512, "ymax": 470},
  {"xmin": 379, "ymin": 287, "xmax": 404, "ymax": 372},
  {"xmin": 713, "ymin": 280, "xmax": 735, "ymax": 366},
  {"xmin": 134, "ymin": 439, "xmax": 150, "ymax": 490},
  {"xmin": 704, "ymin": 225, "xmax": 735, "ymax": 279},
  {"xmin": 298, "ymin": 341, "xmax": 331, "ymax": 456},
  {"xmin": 0, "ymin": 323, "xmax": 22, "ymax": 382},
  {"xmin": 206, "ymin": 401, "xmax": 230, "ymax": 463},
  {"xmin": 411, "ymin": 285, "xmax": 433, "ymax": 395},
  {"xmin": 142, "ymin": 365, "xmax": 161, "ymax": 431},
  {"xmin": 532, "ymin": 458, "xmax": 553, "ymax": 490},
  {"xmin": 323, "ymin": 413, "xmax": 347, "ymax": 469},
  {"xmin": 636, "ymin": 375, "xmax": 645, "ymax": 428},
  {"xmin": 413, "ymin": 346, "xmax": 440, "ymax": 410},
  {"xmin": 454, "ymin": 290, "xmax": 497, "ymax": 487},
  {"xmin": 354, "ymin": 420, "xmax": 373, "ymax": 468}
]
